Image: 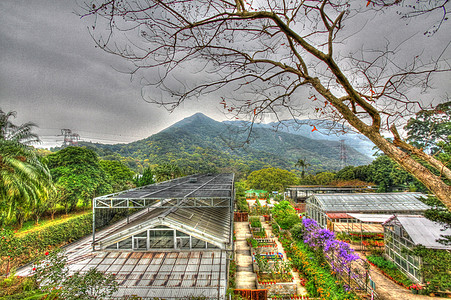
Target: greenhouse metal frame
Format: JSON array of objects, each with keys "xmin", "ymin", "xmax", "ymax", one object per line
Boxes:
[{"xmin": 306, "ymin": 192, "xmax": 429, "ymax": 228}]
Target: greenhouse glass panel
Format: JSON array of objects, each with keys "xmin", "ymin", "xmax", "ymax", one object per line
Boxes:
[
  {"xmin": 119, "ymin": 237, "xmax": 132, "ymax": 249},
  {"xmin": 207, "ymin": 243, "xmax": 218, "ymax": 249},
  {"xmin": 135, "ymin": 231, "xmax": 147, "ymax": 238},
  {"xmin": 176, "ymin": 230, "xmax": 189, "ymax": 237},
  {"xmin": 192, "ymin": 238, "xmax": 206, "ymax": 249},
  {"xmin": 134, "ymin": 237, "xmax": 147, "ymax": 250},
  {"xmin": 177, "ymin": 237, "xmax": 190, "ymax": 249},
  {"xmin": 106, "ymin": 243, "xmax": 118, "ymax": 250},
  {"xmin": 149, "ymin": 230, "xmax": 174, "ymax": 249}
]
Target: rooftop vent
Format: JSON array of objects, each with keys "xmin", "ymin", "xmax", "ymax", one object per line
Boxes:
[{"xmin": 189, "ymin": 177, "xmax": 198, "ymax": 183}]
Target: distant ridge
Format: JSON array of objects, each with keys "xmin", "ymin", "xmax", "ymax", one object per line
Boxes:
[
  {"xmin": 224, "ymin": 118, "xmax": 375, "ymax": 157},
  {"xmin": 79, "ymin": 113, "xmax": 373, "ymax": 175}
]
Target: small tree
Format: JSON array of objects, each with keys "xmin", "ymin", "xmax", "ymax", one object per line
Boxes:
[{"xmin": 33, "ymin": 250, "xmax": 118, "ymax": 299}]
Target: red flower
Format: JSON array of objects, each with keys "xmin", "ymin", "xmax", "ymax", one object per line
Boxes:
[
  {"xmin": 32, "ymin": 267, "xmax": 36, "ymax": 271},
  {"xmin": 45, "ymin": 251, "xmax": 49, "ymax": 256}
]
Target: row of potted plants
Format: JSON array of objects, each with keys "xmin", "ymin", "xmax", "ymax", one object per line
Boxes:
[{"xmin": 366, "ymin": 255, "xmax": 413, "ymax": 288}]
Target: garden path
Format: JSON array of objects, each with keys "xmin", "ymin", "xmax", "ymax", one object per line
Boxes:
[
  {"xmin": 351, "ymin": 249, "xmax": 441, "ymax": 300},
  {"xmin": 261, "ymin": 219, "xmax": 308, "ymax": 296},
  {"xmin": 234, "ymin": 221, "xmax": 257, "ymax": 289}
]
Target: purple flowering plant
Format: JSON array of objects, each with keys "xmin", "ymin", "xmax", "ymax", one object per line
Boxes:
[{"xmin": 302, "ymin": 218, "xmax": 359, "ymax": 277}]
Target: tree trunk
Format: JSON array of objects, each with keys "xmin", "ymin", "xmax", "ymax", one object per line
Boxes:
[{"xmin": 368, "ymin": 132, "xmax": 451, "ymax": 210}]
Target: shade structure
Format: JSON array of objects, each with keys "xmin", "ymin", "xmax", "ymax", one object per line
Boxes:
[{"xmin": 347, "ymin": 213, "xmax": 393, "ymax": 223}]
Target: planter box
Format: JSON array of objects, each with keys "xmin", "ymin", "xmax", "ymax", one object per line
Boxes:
[
  {"xmin": 251, "ymin": 245, "xmax": 278, "ymax": 255},
  {"xmin": 252, "ymin": 254, "xmax": 283, "ymax": 272},
  {"xmin": 255, "ymin": 279, "xmax": 297, "ymax": 295},
  {"xmin": 250, "ymin": 238, "xmax": 277, "ymax": 254},
  {"xmin": 250, "ymin": 225, "xmax": 262, "ymax": 232}
]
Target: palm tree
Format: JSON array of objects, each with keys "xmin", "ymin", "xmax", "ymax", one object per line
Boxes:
[
  {"xmin": 295, "ymin": 158, "xmax": 310, "ymax": 178},
  {"xmin": 0, "ymin": 108, "xmax": 54, "ymax": 227},
  {"xmin": 154, "ymin": 163, "xmax": 183, "ymax": 182}
]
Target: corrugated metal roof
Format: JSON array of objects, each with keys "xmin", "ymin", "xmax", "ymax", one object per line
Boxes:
[
  {"xmin": 312, "ymin": 193, "xmax": 429, "ymax": 212},
  {"xmin": 326, "ymin": 213, "xmax": 352, "ymax": 219},
  {"xmin": 389, "ymin": 215, "xmax": 451, "ymax": 250},
  {"xmin": 17, "ymin": 242, "xmax": 227, "ymax": 299},
  {"xmin": 347, "ymin": 213, "xmax": 393, "ymax": 223}
]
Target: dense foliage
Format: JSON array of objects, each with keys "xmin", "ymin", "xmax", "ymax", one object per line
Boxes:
[
  {"xmin": 366, "ymin": 255, "xmax": 413, "ymax": 288},
  {"xmin": 99, "ymin": 160, "xmax": 135, "ymax": 192},
  {"xmin": 0, "ymin": 213, "xmax": 92, "ymax": 274},
  {"xmin": 281, "ymin": 232, "xmax": 358, "ymax": 299},
  {"xmin": 408, "ymin": 246, "xmax": 451, "ymax": 294},
  {"xmin": 405, "ymin": 101, "xmax": 450, "ymax": 153},
  {"xmin": 1, "ymin": 250, "xmax": 118, "ymax": 299},
  {"xmin": 271, "ymin": 201, "xmax": 300, "ymax": 230},
  {"xmin": 134, "ymin": 166, "xmax": 155, "ymax": 187},
  {"xmin": 0, "ymin": 109, "xmax": 54, "ymax": 227},
  {"xmin": 46, "ymin": 147, "xmax": 113, "ymax": 213},
  {"xmin": 234, "ymin": 181, "xmax": 249, "ymax": 212},
  {"xmin": 247, "ymin": 168, "xmax": 299, "ymax": 193}
]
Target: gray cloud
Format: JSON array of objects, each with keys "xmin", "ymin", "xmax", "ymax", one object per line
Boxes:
[
  {"xmin": 0, "ymin": 0, "xmax": 225, "ymax": 148},
  {"xmin": 1, "ymin": 0, "xmax": 450, "ymax": 149}
]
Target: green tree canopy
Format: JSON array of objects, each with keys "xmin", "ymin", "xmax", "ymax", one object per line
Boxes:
[
  {"xmin": 272, "ymin": 200, "xmax": 300, "ymax": 230},
  {"xmin": 405, "ymin": 101, "xmax": 451, "ymax": 154},
  {"xmin": 246, "ymin": 167, "xmax": 299, "ymax": 193},
  {"xmin": 0, "ymin": 108, "xmax": 54, "ymax": 227},
  {"xmin": 47, "ymin": 147, "xmax": 112, "ymax": 213},
  {"xmin": 370, "ymin": 155, "xmax": 421, "ymax": 192},
  {"xmin": 153, "ymin": 163, "xmax": 183, "ymax": 182},
  {"xmin": 99, "ymin": 160, "xmax": 135, "ymax": 192},
  {"xmin": 134, "ymin": 166, "xmax": 156, "ymax": 187}
]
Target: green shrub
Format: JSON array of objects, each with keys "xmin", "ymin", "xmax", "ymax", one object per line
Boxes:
[
  {"xmin": 249, "ymin": 217, "xmax": 262, "ymax": 228},
  {"xmin": 1, "ymin": 213, "xmax": 92, "ymax": 274},
  {"xmin": 236, "ymin": 196, "xmax": 249, "ymax": 212}
]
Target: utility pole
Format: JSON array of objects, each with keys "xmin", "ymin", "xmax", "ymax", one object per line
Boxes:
[
  {"xmin": 339, "ymin": 139, "xmax": 348, "ymax": 168},
  {"xmin": 61, "ymin": 129, "xmax": 80, "ymax": 147}
]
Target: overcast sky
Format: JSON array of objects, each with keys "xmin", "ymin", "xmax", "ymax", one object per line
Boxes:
[
  {"xmin": 1, "ymin": 0, "xmax": 450, "ymax": 149},
  {"xmin": 0, "ymin": 0, "xmax": 228, "ymax": 148}
]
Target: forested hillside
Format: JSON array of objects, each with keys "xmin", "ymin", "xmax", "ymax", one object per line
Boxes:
[{"xmin": 78, "ymin": 113, "xmax": 372, "ymax": 176}]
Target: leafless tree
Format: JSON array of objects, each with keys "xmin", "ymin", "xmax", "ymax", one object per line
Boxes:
[{"xmin": 80, "ymin": 0, "xmax": 451, "ymax": 209}]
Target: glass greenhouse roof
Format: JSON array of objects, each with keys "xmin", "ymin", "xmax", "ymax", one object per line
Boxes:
[
  {"xmin": 385, "ymin": 215, "xmax": 451, "ymax": 250},
  {"xmin": 312, "ymin": 193, "xmax": 429, "ymax": 213},
  {"xmin": 102, "ymin": 173, "xmax": 233, "ymax": 200},
  {"xmin": 96, "ymin": 206, "xmax": 231, "ymax": 250}
]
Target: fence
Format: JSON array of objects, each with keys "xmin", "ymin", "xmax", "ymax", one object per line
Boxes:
[{"xmin": 325, "ymin": 251, "xmax": 380, "ymax": 299}]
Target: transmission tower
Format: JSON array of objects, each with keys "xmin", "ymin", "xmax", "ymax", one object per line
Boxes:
[
  {"xmin": 339, "ymin": 139, "xmax": 348, "ymax": 168},
  {"xmin": 61, "ymin": 129, "xmax": 80, "ymax": 147}
]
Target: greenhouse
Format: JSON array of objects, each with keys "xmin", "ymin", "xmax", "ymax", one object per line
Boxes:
[
  {"xmin": 306, "ymin": 192, "xmax": 429, "ymax": 228},
  {"xmin": 18, "ymin": 173, "xmax": 235, "ymax": 299},
  {"xmin": 383, "ymin": 215, "xmax": 451, "ymax": 283}
]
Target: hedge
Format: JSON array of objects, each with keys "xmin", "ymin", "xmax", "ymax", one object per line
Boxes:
[{"xmin": 1, "ymin": 213, "xmax": 92, "ymax": 274}]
